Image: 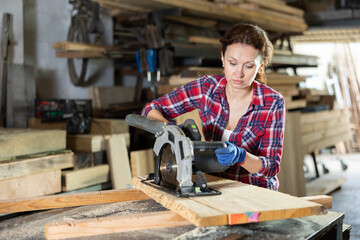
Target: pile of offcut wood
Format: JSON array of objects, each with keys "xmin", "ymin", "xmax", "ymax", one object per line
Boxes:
[{"xmin": 94, "ymin": 0, "xmax": 307, "ymax": 33}]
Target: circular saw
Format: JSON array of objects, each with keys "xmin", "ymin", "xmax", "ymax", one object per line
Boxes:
[{"xmin": 125, "ymin": 114, "xmax": 229, "ymax": 197}]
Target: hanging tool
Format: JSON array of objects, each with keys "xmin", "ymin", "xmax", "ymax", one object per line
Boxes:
[{"xmin": 125, "ymin": 114, "xmax": 229, "ymax": 197}]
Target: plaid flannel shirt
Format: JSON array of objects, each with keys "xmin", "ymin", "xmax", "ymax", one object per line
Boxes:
[{"xmin": 142, "ymin": 75, "xmax": 285, "ymax": 190}]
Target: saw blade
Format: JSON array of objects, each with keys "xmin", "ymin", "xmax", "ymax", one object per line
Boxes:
[{"xmin": 159, "ymin": 144, "xmax": 178, "ymax": 189}]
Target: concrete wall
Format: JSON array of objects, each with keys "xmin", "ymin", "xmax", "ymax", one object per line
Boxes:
[{"xmin": 23, "ymin": 0, "xmax": 114, "ymax": 99}]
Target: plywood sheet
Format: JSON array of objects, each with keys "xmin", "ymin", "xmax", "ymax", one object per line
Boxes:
[{"xmin": 131, "ymin": 175, "xmax": 327, "ymax": 226}]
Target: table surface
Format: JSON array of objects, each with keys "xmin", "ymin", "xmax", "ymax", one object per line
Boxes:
[{"xmin": 0, "ymin": 199, "xmax": 344, "ymax": 240}]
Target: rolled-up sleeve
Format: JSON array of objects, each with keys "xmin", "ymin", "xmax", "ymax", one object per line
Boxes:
[{"xmin": 254, "ymin": 98, "xmax": 285, "ymax": 178}]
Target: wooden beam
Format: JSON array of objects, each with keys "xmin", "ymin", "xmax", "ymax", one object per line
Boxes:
[
  {"xmin": 106, "ymin": 134, "xmax": 132, "ymax": 189},
  {"xmin": 52, "ymin": 41, "xmax": 121, "ymax": 52},
  {"xmin": 61, "ymin": 165, "xmax": 110, "ymax": 192},
  {"xmin": 66, "ymin": 133, "xmax": 130, "ymax": 152},
  {"xmin": 45, "ymin": 211, "xmax": 191, "ymax": 240},
  {"xmin": 244, "ymin": 0, "xmax": 304, "ymax": 17},
  {"xmin": 0, "ymin": 189, "xmax": 150, "ymax": 214},
  {"xmin": 0, "ymin": 129, "xmax": 66, "ymax": 161},
  {"xmin": 130, "ymin": 149, "xmax": 155, "ymax": 177},
  {"xmin": 301, "ymin": 195, "xmax": 332, "ymax": 209},
  {"xmin": 166, "ymin": 16, "xmax": 217, "ymax": 29},
  {"xmin": 0, "ymin": 170, "xmax": 61, "ymax": 200},
  {"xmin": 0, "ymin": 151, "xmax": 74, "ymax": 181}
]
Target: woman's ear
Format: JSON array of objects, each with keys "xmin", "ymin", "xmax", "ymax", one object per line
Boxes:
[{"xmin": 221, "ymin": 54, "xmax": 224, "ymax": 67}]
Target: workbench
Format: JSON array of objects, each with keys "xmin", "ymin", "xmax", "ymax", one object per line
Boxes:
[{"xmin": 0, "ymin": 198, "xmax": 347, "ymax": 240}]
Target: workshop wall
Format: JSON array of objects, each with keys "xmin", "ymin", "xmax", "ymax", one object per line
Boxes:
[{"xmin": 23, "ymin": 0, "xmax": 115, "ymax": 99}]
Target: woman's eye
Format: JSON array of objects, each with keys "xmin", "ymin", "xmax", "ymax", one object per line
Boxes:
[
  {"xmin": 230, "ymin": 63, "xmax": 236, "ymax": 66},
  {"xmin": 245, "ymin": 65, "xmax": 254, "ymax": 69}
]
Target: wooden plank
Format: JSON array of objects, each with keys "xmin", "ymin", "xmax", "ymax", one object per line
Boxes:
[
  {"xmin": 131, "ymin": 177, "xmax": 227, "ymax": 226},
  {"xmin": 61, "ymin": 165, "xmax": 110, "ymax": 192},
  {"xmin": 106, "ymin": 135, "xmax": 132, "ymax": 189},
  {"xmin": 52, "ymin": 41, "xmax": 121, "ymax": 52},
  {"xmin": 278, "ymin": 111, "xmax": 306, "ymax": 196},
  {"xmin": 55, "ymin": 51, "xmax": 107, "ymax": 59},
  {"xmin": 28, "ymin": 117, "xmax": 66, "ymax": 130},
  {"xmin": 28, "ymin": 117, "xmax": 129, "ymax": 135},
  {"xmin": 166, "ymin": 16, "xmax": 217, "ymax": 29},
  {"xmin": 301, "ymin": 116, "xmax": 349, "ymax": 134},
  {"xmin": 130, "ymin": 149, "xmax": 155, "ymax": 177},
  {"xmin": 45, "ymin": 211, "xmax": 191, "ymax": 240},
  {"xmin": 200, "ymin": 179, "xmax": 327, "ymax": 225},
  {"xmin": 303, "ymin": 131, "xmax": 352, "ymax": 154},
  {"xmin": 0, "ymin": 189, "xmax": 149, "ymax": 214},
  {"xmin": 66, "ymin": 133, "xmax": 130, "ymax": 152},
  {"xmin": 300, "ymin": 109, "xmax": 343, "ymax": 124},
  {"xmin": 189, "ymin": 36, "xmax": 219, "ymax": 45},
  {"xmin": 91, "ymin": 118, "xmax": 129, "ymax": 134},
  {"xmin": 306, "ymin": 174, "xmax": 347, "ymax": 196},
  {"xmin": 301, "ymin": 195, "xmax": 332, "ymax": 209},
  {"xmin": 0, "ymin": 129, "xmax": 66, "ymax": 161},
  {"xmin": 302, "ymin": 124, "xmax": 351, "ymax": 146},
  {"xmin": 88, "ymin": 86, "xmax": 136, "ymax": 110},
  {"xmin": 0, "ymin": 151, "xmax": 74, "ymax": 181},
  {"xmin": 0, "ymin": 170, "xmax": 61, "ymax": 200},
  {"xmin": 244, "ymin": 0, "xmax": 304, "ymax": 17},
  {"xmin": 131, "ymin": 175, "xmax": 327, "ymax": 226}
]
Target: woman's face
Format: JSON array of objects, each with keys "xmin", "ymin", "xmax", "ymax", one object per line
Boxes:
[{"xmin": 221, "ymin": 43, "xmax": 263, "ymax": 90}]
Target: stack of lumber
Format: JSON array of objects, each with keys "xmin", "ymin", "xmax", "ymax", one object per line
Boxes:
[
  {"xmin": 300, "ymin": 109, "xmax": 352, "ymax": 154},
  {"xmin": 95, "ymin": 0, "xmax": 306, "ymax": 33},
  {"xmin": 88, "ymin": 86, "xmax": 136, "ymax": 115},
  {"xmin": 28, "ymin": 118, "xmax": 133, "ymax": 192},
  {"xmin": 278, "ymin": 109, "xmax": 352, "ymax": 196},
  {"xmin": 160, "ymin": 70, "xmax": 310, "ymax": 111},
  {"xmin": 52, "ymin": 41, "xmax": 134, "ymax": 59},
  {"xmin": 0, "ymin": 129, "xmax": 70, "ymax": 200}
]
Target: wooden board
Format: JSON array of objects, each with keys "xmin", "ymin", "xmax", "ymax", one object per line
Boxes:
[
  {"xmin": 278, "ymin": 111, "xmax": 306, "ymax": 196},
  {"xmin": 0, "ymin": 129, "xmax": 66, "ymax": 161},
  {"xmin": 131, "ymin": 175, "xmax": 327, "ymax": 226},
  {"xmin": 88, "ymin": 86, "xmax": 136, "ymax": 111},
  {"xmin": 28, "ymin": 118, "xmax": 129, "ymax": 135},
  {"xmin": 0, "ymin": 170, "xmax": 61, "ymax": 200},
  {"xmin": 91, "ymin": 118, "xmax": 129, "ymax": 134},
  {"xmin": 306, "ymin": 174, "xmax": 347, "ymax": 196},
  {"xmin": 106, "ymin": 135, "xmax": 132, "ymax": 189},
  {"xmin": 130, "ymin": 149, "xmax": 155, "ymax": 177},
  {"xmin": 61, "ymin": 164, "xmax": 110, "ymax": 192},
  {"xmin": 45, "ymin": 211, "xmax": 191, "ymax": 240},
  {"xmin": 0, "ymin": 151, "xmax": 74, "ymax": 181},
  {"xmin": 66, "ymin": 133, "xmax": 130, "ymax": 152},
  {"xmin": 0, "ymin": 189, "xmax": 150, "ymax": 214}
]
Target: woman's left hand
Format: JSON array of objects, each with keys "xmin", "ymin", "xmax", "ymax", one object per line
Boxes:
[{"xmin": 215, "ymin": 141, "xmax": 246, "ymax": 166}]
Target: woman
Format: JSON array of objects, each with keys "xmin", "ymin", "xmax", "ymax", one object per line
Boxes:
[{"xmin": 141, "ymin": 23, "xmax": 285, "ymax": 190}]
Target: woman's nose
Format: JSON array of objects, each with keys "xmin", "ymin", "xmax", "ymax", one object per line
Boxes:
[{"xmin": 235, "ymin": 65, "xmax": 245, "ymax": 77}]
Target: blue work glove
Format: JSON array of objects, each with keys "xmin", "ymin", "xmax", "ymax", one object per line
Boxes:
[{"xmin": 215, "ymin": 141, "xmax": 246, "ymax": 166}]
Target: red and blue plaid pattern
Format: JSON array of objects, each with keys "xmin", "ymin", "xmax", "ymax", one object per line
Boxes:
[{"xmin": 142, "ymin": 75, "xmax": 285, "ymax": 190}]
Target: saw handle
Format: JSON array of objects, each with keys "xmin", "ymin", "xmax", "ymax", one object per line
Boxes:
[{"xmin": 125, "ymin": 114, "xmax": 166, "ymax": 136}]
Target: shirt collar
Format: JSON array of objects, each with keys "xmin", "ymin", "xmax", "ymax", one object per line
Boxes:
[{"xmin": 216, "ymin": 76, "xmax": 265, "ymax": 107}]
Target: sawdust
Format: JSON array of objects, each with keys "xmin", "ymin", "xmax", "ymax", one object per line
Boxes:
[{"xmin": 0, "ymin": 199, "xmax": 166, "ymax": 240}]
